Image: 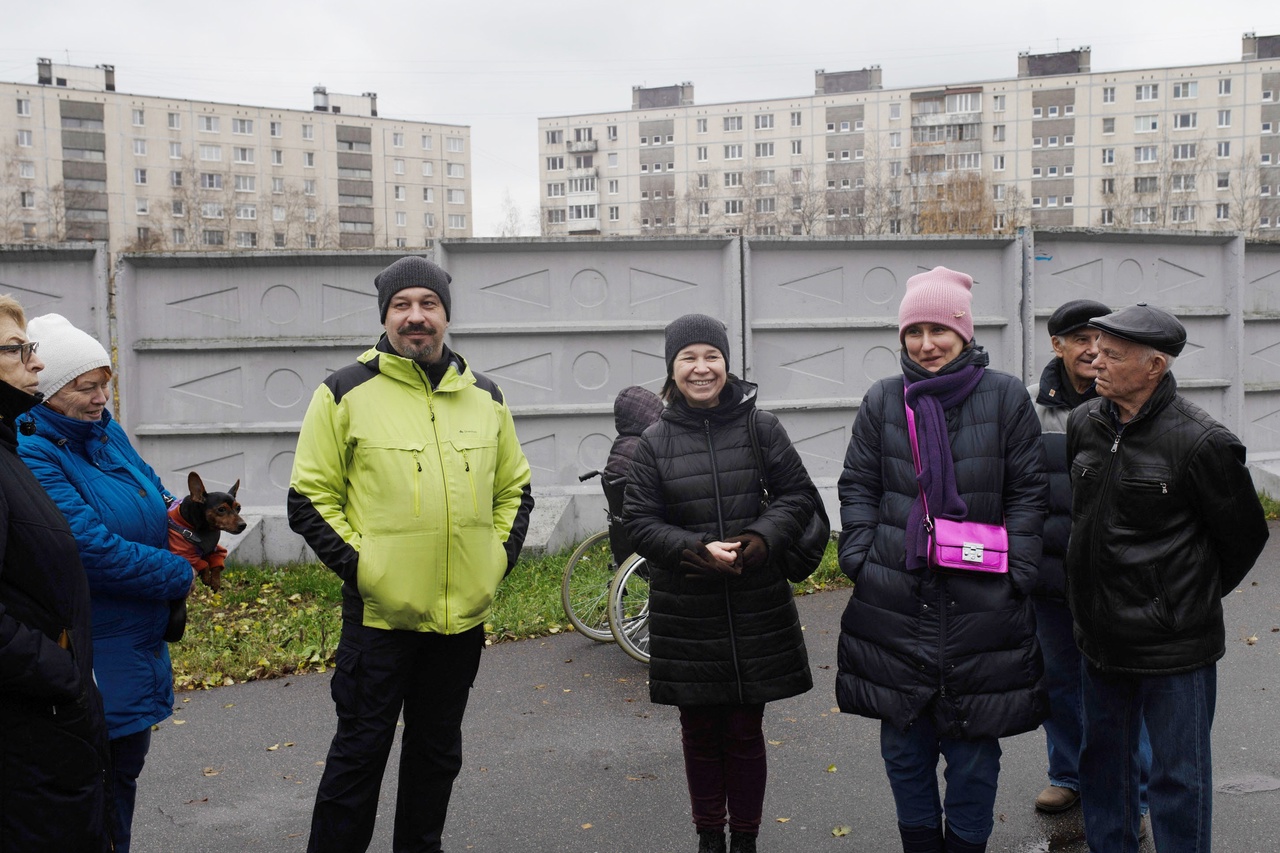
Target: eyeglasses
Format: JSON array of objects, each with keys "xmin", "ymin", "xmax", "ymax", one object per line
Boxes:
[{"xmin": 0, "ymin": 341, "xmax": 39, "ymax": 364}]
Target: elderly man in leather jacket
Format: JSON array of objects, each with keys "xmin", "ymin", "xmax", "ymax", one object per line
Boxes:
[{"xmin": 1065, "ymin": 302, "xmax": 1269, "ymax": 853}]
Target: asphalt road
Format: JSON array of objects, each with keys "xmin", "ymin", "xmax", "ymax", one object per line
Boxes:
[{"xmin": 133, "ymin": 522, "xmax": 1280, "ymax": 853}]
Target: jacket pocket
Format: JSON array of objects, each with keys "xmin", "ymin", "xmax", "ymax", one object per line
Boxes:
[
  {"xmin": 447, "ymin": 435, "xmax": 499, "ymax": 523},
  {"xmin": 1115, "ymin": 465, "xmax": 1174, "ymax": 531}
]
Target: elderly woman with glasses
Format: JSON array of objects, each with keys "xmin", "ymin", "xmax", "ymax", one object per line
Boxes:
[
  {"xmin": 16, "ymin": 313, "xmax": 195, "ymax": 853},
  {"xmin": 0, "ymin": 296, "xmax": 113, "ymax": 851}
]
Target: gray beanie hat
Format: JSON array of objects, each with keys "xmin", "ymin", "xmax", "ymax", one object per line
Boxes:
[
  {"xmin": 664, "ymin": 313, "xmax": 730, "ymax": 375},
  {"xmin": 375, "ymin": 256, "xmax": 452, "ymax": 322}
]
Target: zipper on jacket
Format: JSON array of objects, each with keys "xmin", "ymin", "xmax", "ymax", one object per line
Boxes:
[
  {"xmin": 462, "ymin": 448, "xmax": 479, "ymax": 516},
  {"xmin": 424, "ymin": 384, "xmax": 453, "ymax": 633},
  {"xmin": 704, "ymin": 419, "xmax": 745, "ymax": 704},
  {"xmin": 412, "ymin": 452, "xmax": 422, "ymax": 516},
  {"xmin": 1088, "ymin": 414, "xmax": 1123, "ymax": 665}
]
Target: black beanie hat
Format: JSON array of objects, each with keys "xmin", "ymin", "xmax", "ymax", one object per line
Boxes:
[
  {"xmin": 1047, "ymin": 299, "xmax": 1111, "ymax": 337},
  {"xmin": 664, "ymin": 313, "xmax": 730, "ymax": 375},
  {"xmin": 375, "ymin": 256, "xmax": 452, "ymax": 322}
]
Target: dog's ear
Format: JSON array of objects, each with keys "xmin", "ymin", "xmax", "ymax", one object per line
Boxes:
[
  {"xmin": 229, "ymin": 479, "xmax": 240, "ymax": 499},
  {"xmin": 187, "ymin": 471, "xmax": 207, "ymax": 503}
]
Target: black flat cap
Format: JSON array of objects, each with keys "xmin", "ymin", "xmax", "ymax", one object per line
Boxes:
[
  {"xmin": 1091, "ymin": 303, "xmax": 1187, "ymax": 357},
  {"xmin": 1048, "ymin": 299, "xmax": 1112, "ymax": 337}
]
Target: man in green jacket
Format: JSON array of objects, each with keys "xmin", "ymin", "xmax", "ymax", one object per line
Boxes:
[{"xmin": 288, "ymin": 255, "xmax": 534, "ymax": 853}]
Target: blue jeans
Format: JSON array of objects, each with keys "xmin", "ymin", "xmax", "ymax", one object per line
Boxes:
[
  {"xmin": 109, "ymin": 728, "xmax": 152, "ymax": 853},
  {"xmin": 879, "ymin": 717, "xmax": 1002, "ymax": 845},
  {"xmin": 1033, "ymin": 597, "xmax": 1152, "ymax": 809},
  {"xmin": 1080, "ymin": 662, "xmax": 1217, "ymax": 853}
]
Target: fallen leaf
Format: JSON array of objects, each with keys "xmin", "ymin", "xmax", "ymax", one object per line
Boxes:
[
  {"xmin": 267, "ymin": 743, "xmax": 280, "ymax": 751},
  {"xmin": 768, "ymin": 740, "xmax": 783, "ymax": 746},
  {"xmin": 776, "ymin": 817, "xmax": 790, "ymax": 823},
  {"xmin": 173, "ymin": 719, "xmax": 187, "ymax": 725},
  {"xmin": 580, "ymin": 823, "xmax": 593, "ymax": 830},
  {"xmin": 1247, "ymin": 635, "xmax": 1259, "ymax": 645},
  {"xmin": 223, "ymin": 703, "xmax": 235, "ymax": 709},
  {"xmin": 185, "ymin": 797, "xmax": 209, "ymax": 805},
  {"xmin": 284, "ymin": 742, "xmax": 296, "ymax": 747},
  {"xmin": 833, "ymin": 825, "xmax": 851, "ymax": 837},
  {"xmin": 202, "ymin": 767, "xmax": 220, "ymax": 777},
  {"xmin": 827, "ymin": 764, "xmax": 837, "ymax": 773}
]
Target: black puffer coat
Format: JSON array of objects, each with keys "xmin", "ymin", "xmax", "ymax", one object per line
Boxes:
[
  {"xmin": 836, "ymin": 357, "xmax": 1049, "ymax": 740},
  {"xmin": 0, "ymin": 379, "xmax": 111, "ymax": 851},
  {"xmin": 623, "ymin": 380, "xmax": 815, "ymax": 707}
]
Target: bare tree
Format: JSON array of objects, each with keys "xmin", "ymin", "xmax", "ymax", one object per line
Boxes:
[
  {"xmin": 494, "ymin": 188, "xmax": 525, "ymax": 237},
  {"xmin": 1100, "ymin": 149, "xmax": 1136, "ymax": 227},
  {"xmin": 916, "ymin": 171, "xmax": 996, "ymax": 235},
  {"xmin": 1226, "ymin": 146, "xmax": 1262, "ymax": 238},
  {"xmin": 778, "ymin": 166, "xmax": 826, "ymax": 235}
]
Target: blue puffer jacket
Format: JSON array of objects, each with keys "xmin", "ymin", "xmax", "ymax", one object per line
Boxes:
[{"xmin": 18, "ymin": 406, "xmax": 193, "ymax": 739}]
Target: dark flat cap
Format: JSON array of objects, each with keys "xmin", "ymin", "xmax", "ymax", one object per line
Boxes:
[
  {"xmin": 1048, "ymin": 299, "xmax": 1111, "ymax": 337},
  {"xmin": 1091, "ymin": 302, "xmax": 1187, "ymax": 357}
]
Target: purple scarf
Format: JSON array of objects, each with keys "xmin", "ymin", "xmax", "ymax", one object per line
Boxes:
[{"xmin": 901, "ymin": 351, "xmax": 986, "ymax": 570}]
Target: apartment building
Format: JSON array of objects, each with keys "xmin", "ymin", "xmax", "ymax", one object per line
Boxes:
[
  {"xmin": 1, "ymin": 59, "xmax": 472, "ymax": 253},
  {"xmin": 537, "ymin": 33, "xmax": 1280, "ymax": 238}
]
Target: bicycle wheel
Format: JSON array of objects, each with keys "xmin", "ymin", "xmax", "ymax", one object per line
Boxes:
[
  {"xmin": 561, "ymin": 530, "xmax": 616, "ymax": 642},
  {"xmin": 608, "ymin": 553, "xmax": 651, "ymax": 664}
]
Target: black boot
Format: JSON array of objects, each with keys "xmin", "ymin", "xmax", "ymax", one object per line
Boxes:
[
  {"xmin": 697, "ymin": 828, "xmax": 726, "ymax": 853},
  {"xmin": 898, "ymin": 822, "xmax": 944, "ymax": 853},
  {"xmin": 729, "ymin": 830, "xmax": 757, "ymax": 853},
  {"xmin": 943, "ymin": 824, "xmax": 986, "ymax": 853}
]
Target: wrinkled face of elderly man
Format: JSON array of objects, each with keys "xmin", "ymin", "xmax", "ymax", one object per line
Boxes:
[{"xmin": 1091, "ymin": 332, "xmax": 1169, "ymax": 422}]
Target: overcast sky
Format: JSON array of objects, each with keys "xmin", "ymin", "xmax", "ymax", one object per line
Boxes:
[{"xmin": 4, "ymin": 0, "xmax": 1279, "ymax": 236}]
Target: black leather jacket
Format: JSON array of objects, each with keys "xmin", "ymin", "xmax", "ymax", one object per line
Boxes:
[{"xmin": 1065, "ymin": 374, "xmax": 1269, "ymax": 674}]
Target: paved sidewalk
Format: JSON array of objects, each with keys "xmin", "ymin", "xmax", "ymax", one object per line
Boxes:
[{"xmin": 134, "ymin": 523, "xmax": 1280, "ymax": 853}]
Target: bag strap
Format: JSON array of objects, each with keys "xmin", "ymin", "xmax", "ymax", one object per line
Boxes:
[
  {"xmin": 903, "ymin": 399, "xmax": 934, "ymax": 530},
  {"xmin": 746, "ymin": 408, "xmax": 772, "ymax": 509}
]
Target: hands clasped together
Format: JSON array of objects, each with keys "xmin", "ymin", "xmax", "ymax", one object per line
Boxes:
[{"xmin": 679, "ymin": 532, "xmax": 769, "ymax": 577}]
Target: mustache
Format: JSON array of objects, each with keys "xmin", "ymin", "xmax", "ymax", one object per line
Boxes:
[{"xmin": 397, "ymin": 323, "xmax": 437, "ymax": 335}]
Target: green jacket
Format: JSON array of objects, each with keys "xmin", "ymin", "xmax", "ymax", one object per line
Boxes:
[{"xmin": 288, "ymin": 340, "xmax": 534, "ymax": 633}]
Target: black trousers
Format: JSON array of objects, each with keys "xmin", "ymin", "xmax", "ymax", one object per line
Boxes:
[{"xmin": 307, "ymin": 621, "xmax": 485, "ymax": 853}]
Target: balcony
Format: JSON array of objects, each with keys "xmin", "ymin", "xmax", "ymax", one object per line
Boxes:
[
  {"xmin": 568, "ymin": 140, "xmax": 598, "ymax": 153},
  {"xmin": 569, "ymin": 167, "xmax": 598, "ymax": 179},
  {"xmin": 567, "ymin": 218, "xmax": 600, "ymax": 234}
]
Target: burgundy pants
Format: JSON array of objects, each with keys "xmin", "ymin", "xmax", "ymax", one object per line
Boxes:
[{"xmin": 679, "ymin": 704, "xmax": 767, "ymax": 835}]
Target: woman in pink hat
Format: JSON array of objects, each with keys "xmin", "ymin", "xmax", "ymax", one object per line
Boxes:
[{"xmin": 834, "ymin": 267, "xmax": 1049, "ymax": 853}]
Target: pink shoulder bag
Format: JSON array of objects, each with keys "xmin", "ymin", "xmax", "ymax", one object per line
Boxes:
[{"xmin": 904, "ymin": 401, "xmax": 1009, "ymax": 575}]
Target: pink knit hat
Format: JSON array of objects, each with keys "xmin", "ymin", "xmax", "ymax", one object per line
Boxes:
[{"xmin": 897, "ymin": 266, "xmax": 974, "ymax": 342}]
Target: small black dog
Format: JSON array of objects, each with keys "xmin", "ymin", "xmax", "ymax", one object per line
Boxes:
[{"xmin": 167, "ymin": 471, "xmax": 247, "ymax": 593}]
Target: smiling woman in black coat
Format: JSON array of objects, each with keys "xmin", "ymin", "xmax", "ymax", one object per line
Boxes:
[
  {"xmin": 836, "ymin": 269, "xmax": 1048, "ymax": 853},
  {"xmin": 624, "ymin": 314, "xmax": 823, "ymax": 853}
]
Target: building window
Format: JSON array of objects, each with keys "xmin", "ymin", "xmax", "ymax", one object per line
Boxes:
[
  {"xmin": 199, "ymin": 115, "xmax": 220, "ymax": 133},
  {"xmin": 234, "ymin": 146, "xmax": 254, "ymax": 164},
  {"xmin": 1101, "ymin": 148, "xmax": 1115, "ymax": 165},
  {"xmin": 1102, "ymin": 87, "xmax": 1115, "ymax": 104},
  {"xmin": 234, "ymin": 203, "xmax": 256, "ymax": 220},
  {"xmin": 234, "ymin": 175, "xmax": 256, "ymax": 192},
  {"xmin": 1217, "ymin": 172, "xmax": 1230, "ymax": 189},
  {"xmin": 271, "ymin": 177, "xmax": 284, "ymax": 194},
  {"xmin": 269, "ymin": 121, "xmax": 282, "ymax": 137},
  {"xmin": 393, "ymin": 132, "xmax": 404, "ymax": 147},
  {"xmin": 1033, "ymin": 107, "xmax": 1043, "ymax": 118},
  {"xmin": 1101, "ymin": 178, "xmax": 1115, "ymax": 195},
  {"xmin": 1103, "ymin": 117, "xmax": 1117, "ymax": 136},
  {"xmin": 992, "ymin": 125, "xmax": 1005, "ymax": 142},
  {"xmin": 790, "ymin": 111, "xmax": 802, "ymax": 127},
  {"xmin": 992, "ymin": 94, "xmax": 1006, "ymax": 112},
  {"xmin": 1032, "ymin": 137, "xmax": 1042, "ymax": 148},
  {"xmin": 1134, "ymin": 177, "xmax": 1159, "ymax": 195},
  {"xmin": 889, "ymin": 132, "xmax": 901, "ymax": 149},
  {"xmin": 724, "ymin": 171, "xmax": 743, "ymax": 187},
  {"xmin": 1217, "ymin": 141, "xmax": 1231, "ymax": 158},
  {"xmin": 134, "ymin": 168, "xmax": 147, "ymax": 185},
  {"xmin": 421, "ymin": 134, "xmax": 433, "ymax": 150},
  {"xmin": 200, "ymin": 173, "xmax": 222, "ymax": 189},
  {"xmin": 1173, "ymin": 82, "xmax": 1198, "ymax": 99},
  {"xmin": 1048, "ymin": 136, "xmax": 1059, "ymax": 147},
  {"xmin": 1172, "ymin": 143, "xmax": 1196, "ymax": 160},
  {"xmin": 756, "ymin": 197, "xmax": 776, "ymax": 213},
  {"xmin": 724, "ymin": 144, "xmax": 743, "ymax": 160},
  {"xmin": 1172, "ymin": 174, "xmax": 1196, "ymax": 192},
  {"xmin": 992, "ymin": 154, "xmax": 1005, "ymax": 171},
  {"xmin": 17, "ymin": 98, "xmax": 32, "ymax": 116},
  {"xmin": 132, "ymin": 138, "xmax": 146, "ymax": 156},
  {"xmin": 545, "ymin": 129, "xmax": 562, "ymax": 145},
  {"xmin": 755, "ymin": 114, "xmax": 774, "ymax": 130},
  {"xmin": 232, "ymin": 118, "xmax": 253, "ymax": 134},
  {"xmin": 303, "ymin": 179, "xmax": 316, "ymax": 195},
  {"xmin": 167, "ymin": 141, "xmax": 181, "ymax": 159},
  {"xmin": 607, "ymin": 125, "xmax": 618, "ymax": 141},
  {"xmin": 272, "ymin": 149, "xmax": 283, "ymax": 166},
  {"xmin": 1172, "ymin": 113, "xmax": 1197, "ymax": 129},
  {"xmin": 724, "ymin": 199, "xmax": 743, "ymax": 215},
  {"xmin": 447, "ymin": 189, "xmax": 465, "ymax": 204},
  {"xmin": 1133, "ymin": 206, "xmax": 1158, "ymax": 224},
  {"xmin": 1136, "ymin": 84, "xmax": 1158, "ymax": 101},
  {"xmin": 1135, "ymin": 115, "xmax": 1158, "ymax": 133},
  {"xmin": 1171, "ymin": 205, "xmax": 1196, "ymax": 223},
  {"xmin": 755, "ymin": 142, "xmax": 774, "ymax": 157},
  {"xmin": 446, "ymin": 137, "xmax": 465, "ymax": 154},
  {"xmin": 1218, "ymin": 109, "xmax": 1231, "ymax": 127},
  {"xmin": 392, "ymin": 186, "xmax": 405, "ymax": 201},
  {"xmin": 16, "ymin": 129, "xmax": 32, "ymax": 147},
  {"xmin": 791, "ymin": 140, "xmax": 802, "ymax": 154},
  {"xmin": 199, "ymin": 144, "xmax": 221, "ymax": 161},
  {"xmin": 303, "ymin": 152, "xmax": 314, "ymax": 167},
  {"xmin": 168, "ymin": 112, "xmax": 181, "ymax": 129},
  {"xmin": 302, "ymin": 124, "xmax": 314, "ymax": 140},
  {"xmin": 1216, "ymin": 203, "xmax": 1230, "ymax": 220},
  {"xmin": 396, "ymin": 159, "xmax": 408, "ymax": 175},
  {"xmin": 1219, "ymin": 79, "xmax": 1232, "ymax": 95},
  {"xmin": 546, "ymin": 156, "xmax": 564, "ymax": 171},
  {"xmin": 724, "ymin": 116, "xmax": 743, "ymax": 132},
  {"xmin": 129, "ymin": 108, "xmax": 143, "ymax": 126},
  {"xmin": 1100, "ymin": 209, "xmax": 1114, "ymax": 225}
]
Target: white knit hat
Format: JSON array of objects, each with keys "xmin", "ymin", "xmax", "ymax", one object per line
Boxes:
[{"xmin": 26, "ymin": 313, "xmax": 111, "ymax": 399}]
